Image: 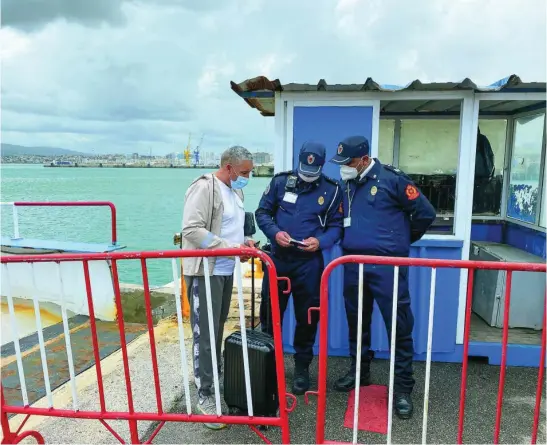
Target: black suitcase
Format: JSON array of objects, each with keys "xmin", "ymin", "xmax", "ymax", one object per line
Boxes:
[{"xmin": 223, "ymin": 329, "xmax": 279, "ymax": 417}]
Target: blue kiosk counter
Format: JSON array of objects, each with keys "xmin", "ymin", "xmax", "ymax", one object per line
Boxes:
[{"xmin": 230, "ymin": 75, "xmax": 546, "ymax": 367}]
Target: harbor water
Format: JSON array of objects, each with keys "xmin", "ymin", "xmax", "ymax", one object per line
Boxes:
[{"xmin": 1, "ymin": 164, "xmax": 270, "ymax": 286}]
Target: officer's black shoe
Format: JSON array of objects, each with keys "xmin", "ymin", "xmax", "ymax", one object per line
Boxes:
[
  {"xmin": 292, "ymin": 363, "xmax": 310, "ymax": 395},
  {"xmin": 333, "ymin": 367, "xmax": 371, "ymax": 392},
  {"xmin": 394, "ymin": 393, "xmax": 413, "ymax": 419}
]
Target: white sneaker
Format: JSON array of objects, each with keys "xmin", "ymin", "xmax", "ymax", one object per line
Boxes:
[{"xmin": 196, "ymin": 395, "xmax": 226, "ymax": 430}]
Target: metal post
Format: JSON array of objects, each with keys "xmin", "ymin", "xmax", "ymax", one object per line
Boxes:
[
  {"xmin": 12, "ymin": 205, "xmax": 20, "ymax": 239},
  {"xmin": 251, "ymin": 258, "xmax": 256, "ymax": 329}
]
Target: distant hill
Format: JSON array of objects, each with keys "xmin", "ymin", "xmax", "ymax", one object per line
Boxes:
[{"xmin": 1, "ymin": 143, "xmax": 89, "ymax": 156}]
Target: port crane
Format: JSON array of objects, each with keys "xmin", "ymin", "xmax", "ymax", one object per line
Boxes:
[
  {"xmin": 193, "ymin": 135, "xmax": 204, "ymax": 167},
  {"xmin": 183, "ymin": 134, "xmax": 192, "ymax": 166}
]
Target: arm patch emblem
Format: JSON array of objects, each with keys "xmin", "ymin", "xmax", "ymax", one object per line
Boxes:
[{"xmin": 405, "ymin": 184, "xmax": 420, "ymax": 200}]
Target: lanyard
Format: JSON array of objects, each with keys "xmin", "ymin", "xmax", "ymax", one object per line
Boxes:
[{"xmin": 346, "ymin": 183, "xmax": 357, "ymax": 218}]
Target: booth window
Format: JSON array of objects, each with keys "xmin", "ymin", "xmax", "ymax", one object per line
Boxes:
[
  {"xmin": 541, "ymin": 186, "xmax": 547, "ymax": 228},
  {"xmin": 378, "ymin": 119, "xmax": 395, "ymax": 163},
  {"xmin": 399, "ymin": 119, "xmax": 459, "ymax": 225},
  {"xmin": 472, "ymin": 119, "xmax": 507, "ymax": 216},
  {"xmin": 507, "ymin": 112, "xmax": 545, "ymax": 224}
]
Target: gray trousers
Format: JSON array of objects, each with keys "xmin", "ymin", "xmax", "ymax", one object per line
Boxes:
[{"xmin": 185, "ymin": 274, "xmax": 233, "ymax": 397}]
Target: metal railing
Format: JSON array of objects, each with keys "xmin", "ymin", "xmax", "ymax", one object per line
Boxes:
[
  {"xmin": 0, "ymin": 248, "xmax": 295, "ymax": 444},
  {"xmin": 0, "ymin": 201, "xmax": 118, "ymax": 245},
  {"xmin": 307, "ymin": 255, "xmax": 546, "ymax": 445}
]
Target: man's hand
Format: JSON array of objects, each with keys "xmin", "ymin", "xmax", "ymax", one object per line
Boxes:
[
  {"xmin": 299, "ymin": 237, "xmax": 320, "ymax": 252},
  {"xmin": 238, "ymin": 243, "xmax": 253, "ymax": 262},
  {"xmin": 245, "ymin": 239, "xmax": 257, "ymax": 248},
  {"xmin": 275, "ymin": 231, "xmax": 291, "ymax": 248},
  {"xmin": 240, "ymin": 239, "xmax": 256, "ymax": 262}
]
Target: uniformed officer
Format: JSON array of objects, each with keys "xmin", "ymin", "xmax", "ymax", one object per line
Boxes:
[
  {"xmin": 256, "ymin": 141, "xmax": 343, "ymax": 394},
  {"xmin": 330, "ymin": 135, "xmax": 436, "ymax": 419}
]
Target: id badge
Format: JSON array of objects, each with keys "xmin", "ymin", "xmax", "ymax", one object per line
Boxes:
[
  {"xmin": 283, "ymin": 192, "xmax": 298, "ymax": 204},
  {"xmin": 344, "ymin": 217, "xmax": 352, "ymax": 227}
]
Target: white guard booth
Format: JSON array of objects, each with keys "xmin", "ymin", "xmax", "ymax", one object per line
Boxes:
[{"xmin": 230, "ymin": 75, "xmax": 546, "ymax": 367}]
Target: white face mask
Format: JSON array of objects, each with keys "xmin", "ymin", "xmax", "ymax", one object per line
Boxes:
[
  {"xmin": 340, "ymin": 165, "xmax": 358, "ymax": 181},
  {"xmin": 298, "ymin": 172, "xmax": 320, "ymax": 183}
]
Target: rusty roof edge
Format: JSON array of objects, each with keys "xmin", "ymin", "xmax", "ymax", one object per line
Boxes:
[
  {"xmin": 230, "ymin": 77, "xmax": 280, "ymax": 116},
  {"xmin": 231, "ymin": 74, "xmax": 545, "ymax": 93},
  {"xmin": 229, "ymin": 75, "xmax": 546, "ymax": 116}
]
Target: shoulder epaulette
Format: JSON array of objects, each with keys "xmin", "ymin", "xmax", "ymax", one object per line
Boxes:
[
  {"xmin": 274, "ymin": 170, "xmax": 292, "ymax": 178},
  {"xmin": 322, "ymin": 175, "xmax": 339, "ymax": 186},
  {"xmin": 383, "ymin": 164, "xmax": 413, "ymax": 181},
  {"xmin": 383, "ymin": 164, "xmax": 403, "ymax": 174}
]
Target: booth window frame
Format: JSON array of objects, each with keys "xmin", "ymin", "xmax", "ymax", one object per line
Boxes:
[
  {"xmin": 503, "ymin": 109, "xmax": 546, "ymax": 229},
  {"xmin": 274, "ymin": 90, "xmax": 545, "ymax": 346}
]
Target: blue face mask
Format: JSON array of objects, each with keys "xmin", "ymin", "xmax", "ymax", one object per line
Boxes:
[
  {"xmin": 230, "ymin": 169, "xmax": 249, "ymax": 189},
  {"xmin": 231, "ymin": 176, "xmax": 249, "ymax": 189}
]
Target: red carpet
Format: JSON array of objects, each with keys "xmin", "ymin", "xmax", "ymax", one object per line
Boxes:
[{"xmin": 343, "ymin": 385, "xmax": 388, "ymax": 434}]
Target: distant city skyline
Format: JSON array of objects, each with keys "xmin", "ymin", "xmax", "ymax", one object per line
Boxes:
[
  {"xmin": 1, "ymin": 142, "xmax": 274, "ymax": 157},
  {"xmin": 1, "ymin": 143, "xmax": 274, "ymax": 166}
]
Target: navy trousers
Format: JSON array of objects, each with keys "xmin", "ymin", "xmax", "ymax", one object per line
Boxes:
[
  {"xmin": 260, "ymin": 252, "xmax": 323, "ymax": 366},
  {"xmin": 343, "ymin": 260, "xmax": 415, "ymax": 393}
]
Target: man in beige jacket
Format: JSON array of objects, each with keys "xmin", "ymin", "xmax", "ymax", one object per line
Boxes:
[{"xmin": 181, "ymin": 145, "xmax": 256, "ymax": 429}]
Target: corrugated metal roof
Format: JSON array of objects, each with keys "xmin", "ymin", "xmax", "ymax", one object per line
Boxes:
[{"xmin": 230, "ymin": 74, "xmax": 546, "ymax": 117}]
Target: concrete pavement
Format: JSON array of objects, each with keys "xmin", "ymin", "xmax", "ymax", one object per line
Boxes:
[{"xmin": 151, "ymin": 355, "xmax": 545, "ymax": 444}]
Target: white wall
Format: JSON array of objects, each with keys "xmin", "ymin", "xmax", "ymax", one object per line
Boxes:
[{"xmin": 1, "ymin": 260, "xmax": 117, "ymax": 322}]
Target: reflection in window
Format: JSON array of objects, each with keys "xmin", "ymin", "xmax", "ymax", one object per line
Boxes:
[
  {"xmin": 507, "ymin": 113, "xmax": 545, "ymax": 223},
  {"xmin": 541, "ymin": 186, "xmax": 547, "ymax": 228},
  {"xmin": 379, "ymin": 119, "xmax": 395, "ymax": 164},
  {"xmin": 399, "ymin": 120, "xmax": 459, "ymax": 174},
  {"xmin": 472, "ymin": 119, "xmax": 507, "ymax": 216},
  {"xmin": 399, "ymin": 120, "xmax": 458, "ymax": 223}
]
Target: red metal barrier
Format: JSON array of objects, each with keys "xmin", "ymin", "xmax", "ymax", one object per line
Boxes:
[
  {"xmin": 12, "ymin": 201, "xmax": 118, "ymax": 245},
  {"xmin": 311, "ymin": 255, "xmax": 546, "ymax": 445},
  {"xmin": 1, "ymin": 248, "xmax": 294, "ymax": 444}
]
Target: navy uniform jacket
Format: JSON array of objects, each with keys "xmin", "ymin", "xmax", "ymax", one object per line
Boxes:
[
  {"xmin": 341, "ymin": 159, "xmax": 436, "ymax": 257},
  {"xmin": 256, "ymin": 171, "xmax": 344, "ymax": 256}
]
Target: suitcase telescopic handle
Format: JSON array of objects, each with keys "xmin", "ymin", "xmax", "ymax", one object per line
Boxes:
[{"xmin": 277, "ymin": 277, "xmax": 291, "ymax": 294}]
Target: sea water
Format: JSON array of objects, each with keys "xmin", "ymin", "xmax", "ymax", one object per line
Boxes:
[{"xmin": 1, "ymin": 164, "xmax": 271, "ymax": 286}]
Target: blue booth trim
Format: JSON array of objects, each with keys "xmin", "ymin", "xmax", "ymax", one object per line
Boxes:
[
  {"xmin": 282, "ymin": 238, "xmax": 464, "ymax": 357},
  {"xmin": 366, "ymin": 343, "xmax": 543, "ymax": 368},
  {"xmin": 471, "ymin": 220, "xmax": 546, "ymax": 259}
]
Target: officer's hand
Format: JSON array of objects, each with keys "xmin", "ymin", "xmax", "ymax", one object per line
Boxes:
[
  {"xmin": 275, "ymin": 231, "xmax": 291, "ymax": 248},
  {"xmin": 299, "ymin": 237, "xmax": 320, "ymax": 252}
]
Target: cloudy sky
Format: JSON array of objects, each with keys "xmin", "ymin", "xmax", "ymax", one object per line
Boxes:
[{"xmin": 1, "ymin": 0, "xmax": 545, "ymax": 155}]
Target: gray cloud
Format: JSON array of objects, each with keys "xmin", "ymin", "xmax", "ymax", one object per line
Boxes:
[
  {"xmin": 1, "ymin": 0, "xmax": 127, "ymax": 32},
  {"xmin": 1, "ymin": 0, "xmax": 544, "ymax": 155},
  {"xmin": 134, "ymin": 0, "xmax": 224, "ymax": 11}
]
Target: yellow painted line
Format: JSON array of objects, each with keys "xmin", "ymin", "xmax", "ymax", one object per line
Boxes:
[
  {"xmin": 1, "ymin": 321, "xmax": 90, "ymax": 367},
  {"xmin": 6, "ymin": 318, "xmax": 186, "ymax": 433}
]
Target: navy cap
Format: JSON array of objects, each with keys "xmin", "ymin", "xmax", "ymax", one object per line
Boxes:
[
  {"xmin": 298, "ymin": 141, "xmax": 326, "ymax": 175},
  {"xmin": 330, "ymin": 135, "xmax": 370, "ymax": 165}
]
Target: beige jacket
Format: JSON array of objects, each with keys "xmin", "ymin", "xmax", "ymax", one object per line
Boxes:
[{"xmin": 181, "ymin": 173, "xmax": 245, "ymax": 276}]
